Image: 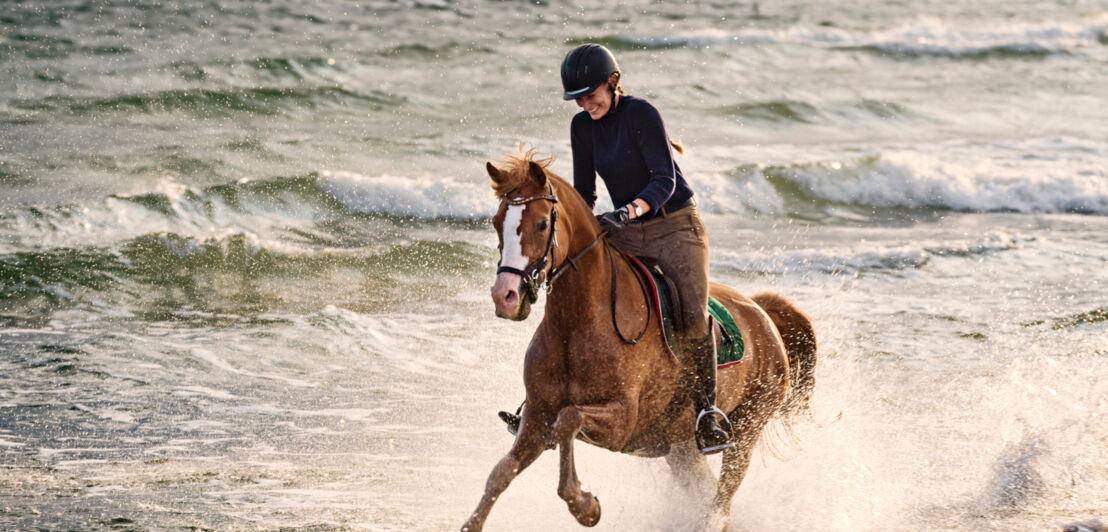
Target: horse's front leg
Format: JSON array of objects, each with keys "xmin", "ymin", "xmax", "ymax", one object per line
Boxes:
[
  {"xmin": 554, "ymin": 401, "xmax": 637, "ymax": 527},
  {"xmin": 462, "ymin": 412, "xmax": 551, "ymax": 532},
  {"xmin": 664, "ymin": 438, "xmax": 716, "ymax": 503}
]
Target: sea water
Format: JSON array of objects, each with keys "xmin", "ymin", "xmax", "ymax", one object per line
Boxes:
[{"xmin": 1, "ymin": 1, "xmax": 1105, "ymax": 530}]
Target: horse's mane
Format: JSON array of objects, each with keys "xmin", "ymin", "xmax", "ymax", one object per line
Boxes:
[{"xmin": 490, "ymin": 146, "xmax": 555, "ymax": 198}]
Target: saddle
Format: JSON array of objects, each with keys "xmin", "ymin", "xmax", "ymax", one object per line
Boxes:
[{"xmin": 620, "ymin": 252, "xmax": 745, "ymax": 368}]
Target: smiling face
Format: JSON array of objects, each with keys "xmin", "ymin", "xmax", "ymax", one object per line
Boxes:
[{"xmin": 575, "ymin": 79, "xmax": 616, "ymax": 120}]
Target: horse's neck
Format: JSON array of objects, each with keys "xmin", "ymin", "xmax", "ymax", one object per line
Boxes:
[
  {"xmin": 545, "ymin": 230, "xmax": 618, "ymax": 318},
  {"xmin": 545, "ymin": 180, "xmax": 620, "ymax": 316}
]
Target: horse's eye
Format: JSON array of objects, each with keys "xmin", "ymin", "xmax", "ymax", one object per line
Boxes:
[{"xmin": 538, "ymin": 220, "xmax": 549, "ymax": 232}]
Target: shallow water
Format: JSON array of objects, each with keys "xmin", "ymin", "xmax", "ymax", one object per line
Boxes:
[{"xmin": 1, "ymin": 1, "xmax": 1106, "ymax": 530}]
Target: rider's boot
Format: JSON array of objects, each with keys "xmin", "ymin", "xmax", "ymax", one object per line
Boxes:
[{"xmin": 690, "ymin": 326, "xmax": 734, "ymax": 455}]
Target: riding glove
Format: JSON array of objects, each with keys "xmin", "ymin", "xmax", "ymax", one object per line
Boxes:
[{"xmin": 596, "ymin": 206, "xmax": 631, "ymax": 231}]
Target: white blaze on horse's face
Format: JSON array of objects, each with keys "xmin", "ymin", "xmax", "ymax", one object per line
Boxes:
[
  {"xmin": 499, "ymin": 204, "xmax": 528, "ymax": 273},
  {"xmin": 492, "ymin": 203, "xmax": 527, "ymax": 319}
]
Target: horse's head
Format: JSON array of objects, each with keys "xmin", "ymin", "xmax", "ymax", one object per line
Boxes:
[{"xmin": 487, "ymin": 156, "xmax": 558, "ymax": 321}]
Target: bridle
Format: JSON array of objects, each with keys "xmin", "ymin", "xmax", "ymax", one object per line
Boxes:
[
  {"xmin": 496, "ymin": 184, "xmax": 561, "ymax": 302},
  {"xmin": 497, "ymin": 183, "xmax": 606, "ymax": 297},
  {"xmin": 495, "ymin": 182, "xmax": 647, "ymax": 345}
]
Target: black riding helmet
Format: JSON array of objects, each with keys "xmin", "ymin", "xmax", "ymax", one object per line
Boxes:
[{"xmin": 560, "ymin": 44, "xmax": 620, "ymax": 101}]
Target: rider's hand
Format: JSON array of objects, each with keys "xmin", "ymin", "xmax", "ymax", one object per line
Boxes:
[{"xmin": 596, "ymin": 206, "xmax": 631, "ymax": 231}]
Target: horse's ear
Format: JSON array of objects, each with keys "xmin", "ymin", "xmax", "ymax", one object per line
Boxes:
[
  {"xmin": 527, "ymin": 161, "xmax": 547, "ymax": 187},
  {"xmin": 486, "ymin": 161, "xmax": 502, "ymax": 183}
]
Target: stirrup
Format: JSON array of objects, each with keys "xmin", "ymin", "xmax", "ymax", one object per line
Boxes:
[
  {"xmin": 498, "ymin": 401, "xmax": 525, "ymax": 436},
  {"xmin": 695, "ymin": 406, "xmax": 735, "ymax": 455}
]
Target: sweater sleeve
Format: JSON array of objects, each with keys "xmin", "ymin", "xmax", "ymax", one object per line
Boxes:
[
  {"xmin": 629, "ymin": 101, "xmax": 677, "ymax": 213},
  {"xmin": 570, "ymin": 113, "xmax": 597, "ymax": 209}
]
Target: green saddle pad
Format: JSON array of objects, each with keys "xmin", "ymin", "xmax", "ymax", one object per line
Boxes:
[{"xmin": 651, "ymin": 271, "xmax": 745, "ymax": 366}]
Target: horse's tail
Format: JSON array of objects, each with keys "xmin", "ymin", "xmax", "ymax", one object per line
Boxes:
[{"xmin": 751, "ymin": 292, "xmax": 817, "ymax": 417}]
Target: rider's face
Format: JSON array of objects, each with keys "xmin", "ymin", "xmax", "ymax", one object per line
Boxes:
[{"xmin": 576, "ymin": 81, "xmax": 614, "ymax": 120}]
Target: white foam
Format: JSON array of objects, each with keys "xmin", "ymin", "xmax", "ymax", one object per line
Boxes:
[
  {"xmin": 304, "ymin": 305, "xmax": 478, "ymax": 375},
  {"xmin": 623, "ymin": 14, "xmax": 1108, "ymax": 56},
  {"xmin": 860, "ymin": 16, "xmax": 1108, "ymax": 56},
  {"xmin": 690, "ymin": 170, "xmax": 785, "ymax": 215},
  {"xmin": 318, "ymin": 170, "xmax": 491, "ymax": 219},
  {"xmin": 715, "ymin": 244, "xmax": 929, "ymax": 275},
  {"xmin": 174, "ymin": 385, "xmax": 243, "ymax": 401},
  {"xmin": 150, "ymin": 338, "xmax": 317, "ymax": 388},
  {"xmin": 713, "ymin": 232, "xmax": 1026, "ymax": 275},
  {"xmin": 71, "ymin": 403, "xmax": 136, "ymax": 424},
  {"xmin": 760, "ymin": 139, "xmax": 1108, "ymax": 214},
  {"xmin": 0, "ymin": 176, "xmax": 322, "ymax": 254}
]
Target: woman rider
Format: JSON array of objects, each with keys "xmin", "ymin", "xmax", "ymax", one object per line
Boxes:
[{"xmin": 501, "ymin": 44, "xmax": 732, "ymax": 455}]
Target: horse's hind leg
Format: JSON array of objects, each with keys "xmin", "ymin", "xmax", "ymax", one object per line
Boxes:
[
  {"xmin": 462, "ymin": 414, "xmax": 551, "ymax": 532},
  {"xmin": 711, "ymin": 441, "xmax": 756, "ymax": 532},
  {"xmin": 554, "ymin": 402, "xmax": 634, "ymax": 527}
]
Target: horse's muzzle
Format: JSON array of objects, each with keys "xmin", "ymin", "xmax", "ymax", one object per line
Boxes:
[{"xmin": 491, "ymin": 272, "xmax": 533, "ymax": 321}]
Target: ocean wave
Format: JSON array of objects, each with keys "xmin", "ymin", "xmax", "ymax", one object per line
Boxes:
[
  {"xmin": 757, "ymin": 141, "xmax": 1108, "ymax": 215},
  {"xmin": 0, "ymin": 232, "xmax": 489, "ymax": 324},
  {"xmin": 10, "ymin": 86, "xmax": 404, "ymax": 117},
  {"xmin": 304, "ymin": 305, "xmax": 478, "ymax": 375},
  {"xmin": 170, "ymin": 56, "xmax": 351, "ymax": 83},
  {"xmin": 0, "ymin": 32, "xmax": 134, "ymax": 61},
  {"xmin": 319, "ymin": 170, "xmax": 494, "ymax": 220},
  {"xmin": 0, "ymin": 231, "xmax": 318, "ymax": 306},
  {"xmin": 715, "ymin": 244, "xmax": 929, "ymax": 275},
  {"xmin": 713, "ymin": 232, "xmax": 1028, "ymax": 275},
  {"xmin": 0, "ymin": 176, "xmax": 342, "ymax": 254},
  {"xmin": 382, "ymin": 42, "xmax": 497, "ymax": 59},
  {"xmin": 0, "ymin": 171, "xmax": 500, "ymax": 256},
  {"xmin": 716, "ymin": 99, "xmax": 918, "ymax": 125},
  {"xmin": 3, "ymin": 142, "xmax": 1101, "ymax": 262},
  {"xmin": 1023, "ymin": 307, "xmax": 1108, "ymax": 330},
  {"xmin": 618, "ymin": 15, "xmax": 1108, "ymax": 57}
]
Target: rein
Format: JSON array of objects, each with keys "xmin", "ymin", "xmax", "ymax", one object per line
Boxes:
[
  {"xmin": 547, "ymin": 230, "xmax": 605, "ymax": 287},
  {"xmin": 606, "ymin": 246, "xmax": 651, "ymax": 345},
  {"xmin": 496, "ymin": 184, "xmax": 650, "ymax": 345}
]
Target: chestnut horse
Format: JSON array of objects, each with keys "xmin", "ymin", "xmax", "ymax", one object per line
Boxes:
[{"xmin": 464, "ymin": 150, "xmax": 816, "ymax": 532}]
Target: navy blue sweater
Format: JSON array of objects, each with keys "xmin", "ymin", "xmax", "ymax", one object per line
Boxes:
[{"xmin": 570, "ymin": 95, "xmax": 693, "ymax": 218}]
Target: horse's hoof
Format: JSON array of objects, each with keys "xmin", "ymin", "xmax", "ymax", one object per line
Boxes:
[
  {"xmin": 461, "ymin": 517, "xmax": 482, "ymax": 532},
  {"xmin": 574, "ymin": 493, "xmax": 601, "ymax": 527},
  {"xmin": 706, "ymin": 509, "xmax": 730, "ymax": 532}
]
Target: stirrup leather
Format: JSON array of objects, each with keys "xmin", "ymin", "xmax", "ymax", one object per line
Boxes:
[{"xmin": 695, "ymin": 406, "xmax": 735, "ymax": 455}]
